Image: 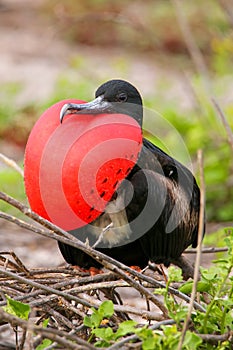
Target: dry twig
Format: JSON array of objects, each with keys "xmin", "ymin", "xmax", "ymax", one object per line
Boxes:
[
  {"xmin": 178, "ymin": 150, "xmax": 205, "ymax": 350},
  {"xmin": 0, "ymin": 153, "xmax": 24, "ymax": 177},
  {"xmin": 0, "ymin": 307, "xmax": 95, "ymax": 350},
  {"xmin": 212, "ymin": 98, "xmax": 233, "ymax": 152}
]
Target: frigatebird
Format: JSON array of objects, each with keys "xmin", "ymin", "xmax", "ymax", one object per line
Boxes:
[{"xmin": 58, "ymin": 79, "xmax": 203, "ymax": 278}]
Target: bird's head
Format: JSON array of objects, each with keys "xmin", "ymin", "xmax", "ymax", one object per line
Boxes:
[{"xmin": 60, "ymin": 79, "xmax": 143, "ymax": 126}]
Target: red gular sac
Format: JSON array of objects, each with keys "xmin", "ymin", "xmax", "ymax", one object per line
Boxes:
[{"xmin": 24, "ymin": 99, "xmax": 143, "ymax": 231}]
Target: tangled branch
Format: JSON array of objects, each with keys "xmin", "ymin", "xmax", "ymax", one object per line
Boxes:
[{"xmin": 0, "ymin": 152, "xmax": 230, "ymax": 349}]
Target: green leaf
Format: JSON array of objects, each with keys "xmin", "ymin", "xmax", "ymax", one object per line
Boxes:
[
  {"xmin": 136, "ymin": 327, "xmax": 159, "ymax": 350},
  {"xmin": 84, "ymin": 311, "xmax": 102, "ymax": 328},
  {"xmin": 42, "ymin": 318, "xmax": 50, "ymax": 328},
  {"xmin": 183, "ymin": 331, "xmax": 202, "ymax": 349},
  {"xmin": 154, "ymin": 288, "xmax": 166, "ymax": 296},
  {"xmin": 201, "ymin": 268, "xmax": 218, "ymax": 281},
  {"xmin": 142, "ymin": 336, "xmax": 157, "ymax": 350},
  {"xmin": 115, "ymin": 320, "xmax": 137, "ymax": 339},
  {"xmin": 84, "ymin": 301, "xmax": 114, "ymax": 329},
  {"xmin": 94, "ymin": 339, "xmax": 111, "ymax": 348},
  {"xmin": 3, "ymin": 295, "xmax": 30, "ymax": 320},
  {"xmin": 83, "ymin": 315, "xmax": 93, "ymax": 328},
  {"xmin": 98, "ymin": 300, "xmax": 114, "ymax": 318},
  {"xmin": 167, "ymin": 266, "xmax": 183, "ymax": 283},
  {"xmin": 136, "ymin": 327, "xmax": 154, "ymax": 340},
  {"xmin": 36, "ymin": 339, "xmax": 53, "ymax": 350},
  {"xmin": 91, "ymin": 310, "xmax": 103, "ymax": 328},
  {"xmin": 92, "ymin": 327, "xmax": 113, "ymax": 341},
  {"xmin": 179, "ymin": 281, "xmax": 210, "ymax": 294}
]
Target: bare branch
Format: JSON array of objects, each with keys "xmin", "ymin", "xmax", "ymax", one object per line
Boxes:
[
  {"xmin": 184, "ymin": 247, "xmax": 228, "ymax": 254},
  {"xmin": 0, "ymin": 194, "xmax": 206, "ymax": 313},
  {"xmin": 178, "ymin": 149, "xmax": 205, "ymax": 350},
  {"xmin": 199, "ymin": 330, "xmax": 233, "ymax": 345},
  {"xmin": 212, "ymin": 98, "xmax": 233, "ymax": 152},
  {"xmin": 0, "ymin": 153, "xmax": 24, "ymax": 177},
  {"xmin": 171, "ymin": 0, "xmax": 211, "ymax": 92},
  {"xmin": 0, "ymin": 193, "xmax": 168, "ymax": 316},
  {"xmin": 0, "ymin": 267, "xmax": 93, "ymax": 308},
  {"xmin": 0, "ymin": 307, "xmax": 95, "ymax": 350}
]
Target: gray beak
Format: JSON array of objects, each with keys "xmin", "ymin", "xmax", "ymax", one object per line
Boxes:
[{"xmin": 60, "ymin": 95, "xmax": 111, "ymax": 123}]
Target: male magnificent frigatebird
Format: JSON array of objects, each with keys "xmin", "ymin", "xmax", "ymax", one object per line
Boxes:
[{"xmin": 57, "ymin": 79, "xmax": 203, "ymax": 277}]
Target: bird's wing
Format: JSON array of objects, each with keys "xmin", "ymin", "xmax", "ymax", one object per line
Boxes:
[{"xmin": 123, "ymin": 139, "xmax": 202, "ymax": 263}]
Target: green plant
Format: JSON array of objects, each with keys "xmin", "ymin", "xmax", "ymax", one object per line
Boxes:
[
  {"xmin": 83, "ymin": 300, "xmax": 124, "ymax": 346},
  {"xmin": 35, "ymin": 319, "xmax": 53, "ymax": 350},
  {"xmin": 3, "ymin": 295, "xmax": 30, "ymax": 320},
  {"xmin": 0, "ymin": 168, "xmax": 25, "ymax": 214},
  {"xmin": 194, "ymin": 230, "xmax": 233, "ymax": 337},
  {"xmin": 81, "ymin": 229, "xmax": 233, "ymax": 348}
]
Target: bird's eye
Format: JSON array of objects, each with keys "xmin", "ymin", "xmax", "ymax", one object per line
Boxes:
[{"xmin": 117, "ymin": 93, "xmax": 128, "ymax": 102}]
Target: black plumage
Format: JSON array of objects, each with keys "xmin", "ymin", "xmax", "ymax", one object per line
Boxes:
[{"xmin": 58, "ymin": 79, "xmax": 204, "ymax": 277}]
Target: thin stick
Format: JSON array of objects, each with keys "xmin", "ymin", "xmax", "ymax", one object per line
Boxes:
[
  {"xmin": 0, "ymin": 193, "xmax": 168, "ymax": 315},
  {"xmin": 80, "ymin": 294, "xmax": 164, "ymax": 321},
  {"xmin": 0, "ymin": 267, "xmax": 93, "ymax": 308},
  {"xmin": 92, "ymin": 222, "xmax": 113, "ymax": 248},
  {"xmin": 198, "ymin": 330, "xmax": 233, "ymax": 345},
  {"xmin": 219, "ymin": 0, "xmax": 233, "ymax": 27},
  {"xmin": 0, "ymin": 153, "xmax": 24, "ymax": 177},
  {"xmin": 0, "ymin": 207, "xmax": 205, "ymax": 312},
  {"xmin": 0, "ymin": 307, "xmax": 95, "ymax": 350},
  {"xmin": 172, "ymin": 0, "xmax": 233, "ymax": 154},
  {"xmin": 184, "ymin": 247, "xmax": 228, "ymax": 254},
  {"xmin": 212, "ymin": 98, "xmax": 233, "ymax": 152},
  {"xmin": 171, "ymin": 0, "xmax": 211, "ymax": 92},
  {"xmin": 178, "ymin": 150, "xmax": 205, "ymax": 350}
]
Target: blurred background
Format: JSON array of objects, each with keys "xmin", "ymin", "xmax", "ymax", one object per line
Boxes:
[{"xmin": 0, "ymin": 0, "xmax": 232, "ymax": 266}]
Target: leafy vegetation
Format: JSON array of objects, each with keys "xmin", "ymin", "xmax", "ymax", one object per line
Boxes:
[
  {"xmin": 63, "ymin": 229, "xmax": 233, "ymax": 348},
  {"xmin": 1, "ymin": 227, "xmax": 233, "ymax": 348}
]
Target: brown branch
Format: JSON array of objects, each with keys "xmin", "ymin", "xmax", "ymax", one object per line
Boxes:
[
  {"xmin": 178, "ymin": 149, "xmax": 205, "ymax": 350},
  {"xmin": 0, "ymin": 267, "xmax": 93, "ymax": 308},
  {"xmin": 0, "ymin": 206, "xmax": 206, "ymax": 313},
  {"xmin": 184, "ymin": 247, "xmax": 228, "ymax": 254},
  {"xmin": 211, "ymin": 98, "xmax": 233, "ymax": 152},
  {"xmin": 79, "ymin": 294, "xmax": 164, "ymax": 321},
  {"xmin": 0, "ymin": 251, "xmax": 30, "ymax": 275},
  {"xmin": 199, "ymin": 331, "xmax": 233, "ymax": 345},
  {"xmin": 43, "ymin": 306, "xmax": 74, "ymax": 330},
  {"xmin": 0, "ymin": 272, "xmax": 118, "ymax": 306},
  {"xmin": 0, "ymin": 307, "xmax": 95, "ymax": 350},
  {"xmin": 219, "ymin": 0, "xmax": 233, "ymax": 27},
  {"xmin": 171, "ymin": 0, "xmax": 211, "ymax": 92},
  {"xmin": 172, "ymin": 0, "xmax": 233, "ymax": 155},
  {"xmin": 0, "ymin": 267, "xmax": 163, "ymax": 321},
  {"xmin": 0, "ymin": 193, "xmax": 168, "ymax": 316},
  {"xmin": 0, "ymin": 153, "xmax": 24, "ymax": 177}
]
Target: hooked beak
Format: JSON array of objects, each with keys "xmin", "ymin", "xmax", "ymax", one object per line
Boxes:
[{"xmin": 60, "ymin": 95, "xmax": 111, "ymax": 123}]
